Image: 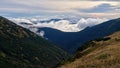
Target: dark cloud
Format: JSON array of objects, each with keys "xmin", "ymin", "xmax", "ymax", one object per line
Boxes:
[{"xmin": 77, "ymin": 3, "xmax": 116, "ymax": 13}]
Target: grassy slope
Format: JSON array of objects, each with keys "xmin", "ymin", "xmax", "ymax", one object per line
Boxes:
[
  {"xmin": 60, "ymin": 31, "xmax": 120, "ymax": 68},
  {"xmin": 0, "ymin": 16, "xmax": 69, "ymax": 68}
]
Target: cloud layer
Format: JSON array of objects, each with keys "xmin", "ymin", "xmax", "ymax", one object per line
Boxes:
[
  {"xmin": 10, "ymin": 18, "xmax": 108, "ymax": 32},
  {"xmin": 0, "ymin": 0, "xmax": 119, "ymax": 18}
]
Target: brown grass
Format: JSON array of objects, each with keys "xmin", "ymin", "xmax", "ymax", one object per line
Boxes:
[{"xmin": 59, "ymin": 31, "xmax": 120, "ymax": 68}]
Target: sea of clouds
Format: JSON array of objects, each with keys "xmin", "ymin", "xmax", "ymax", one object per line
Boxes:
[{"xmin": 9, "ymin": 17, "xmax": 108, "ymax": 32}]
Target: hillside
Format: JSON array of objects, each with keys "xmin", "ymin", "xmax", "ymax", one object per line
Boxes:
[
  {"xmin": 0, "ymin": 16, "xmax": 69, "ymax": 68},
  {"xmin": 59, "ymin": 31, "xmax": 120, "ymax": 68},
  {"xmin": 38, "ymin": 18, "xmax": 120, "ymax": 53}
]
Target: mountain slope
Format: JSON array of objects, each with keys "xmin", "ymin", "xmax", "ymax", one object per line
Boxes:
[
  {"xmin": 38, "ymin": 18, "xmax": 120, "ymax": 53},
  {"xmin": 0, "ymin": 16, "xmax": 69, "ymax": 68},
  {"xmin": 60, "ymin": 31, "xmax": 120, "ymax": 68}
]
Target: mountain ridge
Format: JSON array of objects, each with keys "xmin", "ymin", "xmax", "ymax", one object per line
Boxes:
[
  {"xmin": 37, "ymin": 18, "xmax": 120, "ymax": 53},
  {"xmin": 59, "ymin": 31, "xmax": 120, "ymax": 68},
  {"xmin": 0, "ymin": 16, "xmax": 69, "ymax": 68}
]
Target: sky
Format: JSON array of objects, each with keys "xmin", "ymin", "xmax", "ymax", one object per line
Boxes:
[{"xmin": 0, "ymin": 0, "xmax": 120, "ymax": 18}]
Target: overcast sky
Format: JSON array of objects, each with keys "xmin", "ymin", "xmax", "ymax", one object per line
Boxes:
[{"xmin": 0, "ymin": 0, "xmax": 120, "ymax": 18}]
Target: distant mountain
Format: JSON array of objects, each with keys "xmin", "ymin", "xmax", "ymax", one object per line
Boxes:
[
  {"xmin": 37, "ymin": 27, "xmax": 78, "ymax": 52},
  {"xmin": 37, "ymin": 18, "xmax": 120, "ymax": 53},
  {"xmin": 59, "ymin": 31, "xmax": 120, "ymax": 68},
  {"xmin": 0, "ymin": 16, "xmax": 69, "ymax": 68},
  {"xmin": 39, "ymin": 19, "xmax": 62, "ymax": 23}
]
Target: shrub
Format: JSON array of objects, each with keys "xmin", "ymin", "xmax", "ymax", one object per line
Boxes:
[{"xmin": 95, "ymin": 53, "xmax": 110, "ymax": 60}]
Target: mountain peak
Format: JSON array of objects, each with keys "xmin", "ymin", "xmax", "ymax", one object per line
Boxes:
[{"xmin": 0, "ymin": 16, "xmax": 4, "ymax": 18}]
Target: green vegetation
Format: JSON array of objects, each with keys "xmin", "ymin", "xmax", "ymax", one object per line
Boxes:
[
  {"xmin": 95, "ymin": 53, "xmax": 110, "ymax": 60},
  {"xmin": 0, "ymin": 16, "xmax": 69, "ymax": 68}
]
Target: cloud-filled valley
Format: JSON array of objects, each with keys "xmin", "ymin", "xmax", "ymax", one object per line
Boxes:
[
  {"xmin": 0, "ymin": 0, "xmax": 120, "ymax": 68},
  {"xmin": 9, "ymin": 17, "xmax": 108, "ymax": 33}
]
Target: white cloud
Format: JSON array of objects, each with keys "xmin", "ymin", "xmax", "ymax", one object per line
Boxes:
[
  {"xmin": 9, "ymin": 17, "xmax": 108, "ymax": 32},
  {"xmin": 39, "ymin": 31, "xmax": 45, "ymax": 38}
]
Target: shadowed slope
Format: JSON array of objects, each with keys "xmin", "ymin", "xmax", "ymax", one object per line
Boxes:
[
  {"xmin": 38, "ymin": 18, "xmax": 120, "ymax": 53},
  {"xmin": 0, "ymin": 16, "xmax": 69, "ymax": 68}
]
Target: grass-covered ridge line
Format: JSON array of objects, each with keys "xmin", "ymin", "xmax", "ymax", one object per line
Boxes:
[{"xmin": 60, "ymin": 31, "xmax": 120, "ymax": 68}]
